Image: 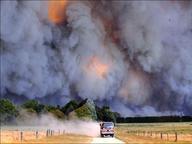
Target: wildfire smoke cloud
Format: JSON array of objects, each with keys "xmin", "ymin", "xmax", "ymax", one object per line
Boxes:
[
  {"xmin": 48, "ymin": 0, "xmax": 68, "ymax": 24},
  {"xmin": 1, "ymin": 0, "xmax": 192, "ymax": 116}
]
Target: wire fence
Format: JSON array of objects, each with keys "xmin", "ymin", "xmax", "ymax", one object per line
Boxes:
[
  {"xmin": 127, "ymin": 130, "xmax": 192, "ymax": 142},
  {"xmin": 1, "ymin": 129, "xmax": 65, "ymax": 143}
]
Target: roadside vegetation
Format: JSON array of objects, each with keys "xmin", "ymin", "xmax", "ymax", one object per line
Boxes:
[
  {"xmin": 0, "ymin": 98, "xmax": 118, "ymax": 124},
  {"xmin": 1, "ymin": 98, "xmax": 192, "ymax": 125}
]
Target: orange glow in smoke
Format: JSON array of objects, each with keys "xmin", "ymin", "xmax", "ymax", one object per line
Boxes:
[
  {"xmin": 87, "ymin": 57, "xmax": 109, "ymax": 78},
  {"xmin": 48, "ymin": 0, "xmax": 68, "ymax": 24}
]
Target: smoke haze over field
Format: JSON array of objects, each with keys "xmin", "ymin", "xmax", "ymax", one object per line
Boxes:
[
  {"xmin": 1, "ymin": 0, "xmax": 192, "ymax": 116},
  {"xmin": 15, "ymin": 111, "xmax": 100, "ymax": 137}
]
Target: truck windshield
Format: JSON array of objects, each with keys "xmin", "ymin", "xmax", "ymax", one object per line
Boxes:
[{"xmin": 103, "ymin": 123, "xmax": 114, "ymax": 128}]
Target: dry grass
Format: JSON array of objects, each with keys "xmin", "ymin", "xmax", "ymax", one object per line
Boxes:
[
  {"xmin": 1, "ymin": 122, "xmax": 192, "ymax": 144},
  {"xmin": 0, "ymin": 130, "xmax": 91, "ymax": 144},
  {"xmin": 115, "ymin": 122, "xmax": 192, "ymax": 144},
  {"xmin": 25, "ymin": 134, "xmax": 91, "ymax": 144}
]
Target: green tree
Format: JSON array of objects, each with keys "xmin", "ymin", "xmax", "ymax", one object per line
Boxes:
[
  {"xmin": 22, "ymin": 100, "xmax": 38, "ymax": 109},
  {"xmin": 45, "ymin": 105, "xmax": 57, "ymax": 112},
  {"xmin": 0, "ymin": 99, "xmax": 18, "ymax": 124},
  {"xmin": 36, "ymin": 104, "xmax": 45, "ymax": 113},
  {"xmin": 96, "ymin": 106, "xmax": 116, "ymax": 122},
  {"xmin": 72, "ymin": 99, "xmax": 97, "ymax": 120},
  {"xmin": 22, "ymin": 100, "xmax": 45, "ymax": 113},
  {"xmin": 61, "ymin": 100, "xmax": 78, "ymax": 115},
  {"xmin": 49, "ymin": 109, "xmax": 66, "ymax": 119}
]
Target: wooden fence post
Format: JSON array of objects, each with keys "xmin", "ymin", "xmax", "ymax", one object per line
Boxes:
[
  {"xmin": 20, "ymin": 131, "xmax": 23, "ymax": 142},
  {"xmin": 46, "ymin": 130, "xmax": 48, "ymax": 137},
  {"xmin": 175, "ymin": 132, "xmax": 177, "ymax": 142},
  {"xmin": 167, "ymin": 133, "xmax": 169, "ymax": 140},
  {"xmin": 161, "ymin": 132, "xmax": 163, "ymax": 139},
  {"xmin": 36, "ymin": 131, "xmax": 38, "ymax": 139}
]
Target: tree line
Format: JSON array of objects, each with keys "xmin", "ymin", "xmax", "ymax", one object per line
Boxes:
[
  {"xmin": 1, "ymin": 98, "xmax": 191, "ymax": 124},
  {"xmin": 116, "ymin": 116, "xmax": 192, "ymax": 123},
  {"xmin": 0, "ymin": 98, "xmax": 119, "ymax": 124}
]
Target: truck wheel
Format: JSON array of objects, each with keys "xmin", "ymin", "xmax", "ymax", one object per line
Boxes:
[
  {"xmin": 101, "ymin": 134, "xmax": 104, "ymax": 137},
  {"xmin": 111, "ymin": 134, "xmax": 114, "ymax": 137}
]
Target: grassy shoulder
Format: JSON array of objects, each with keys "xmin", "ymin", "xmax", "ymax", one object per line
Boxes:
[{"xmin": 115, "ymin": 122, "xmax": 192, "ymax": 144}]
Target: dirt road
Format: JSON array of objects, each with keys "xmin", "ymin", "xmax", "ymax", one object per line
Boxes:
[{"xmin": 91, "ymin": 137, "xmax": 125, "ymax": 144}]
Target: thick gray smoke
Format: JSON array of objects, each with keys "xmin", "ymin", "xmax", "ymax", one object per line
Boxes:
[{"xmin": 1, "ymin": 0, "xmax": 192, "ymax": 116}]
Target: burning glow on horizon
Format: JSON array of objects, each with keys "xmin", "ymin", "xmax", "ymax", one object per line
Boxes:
[
  {"xmin": 48, "ymin": 0, "xmax": 68, "ymax": 24},
  {"xmin": 87, "ymin": 56, "xmax": 109, "ymax": 78}
]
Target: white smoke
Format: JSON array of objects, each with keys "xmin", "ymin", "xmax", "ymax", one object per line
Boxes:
[
  {"xmin": 1, "ymin": 0, "xmax": 192, "ymax": 116},
  {"xmin": 16, "ymin": 110, "xmax": 100, "ymax": 137}
]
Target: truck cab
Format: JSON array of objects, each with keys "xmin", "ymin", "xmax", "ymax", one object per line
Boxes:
[{"xmin": 100, "ymin": 122, "xmax": 114, "ymax": 137}]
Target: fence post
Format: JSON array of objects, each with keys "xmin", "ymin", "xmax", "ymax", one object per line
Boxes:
[
  {"xmin": 20, "ymin": 131, "xmax": 23, "ymax": 142},
  {"xmin": 161, "ymin": 132, "xmax": 163, "ymax": 139},
  {"xmin": 51, "ymin": 130, "xmax": 54, "ymax": 136},
  {"xmin": 36, "ymin": 131, "xmax": 38, "ymax": 139},
  {"xmin": 46, "ymin": 130, "xmax": 48, "ymax": 137},
  {"xmin": 167, "ymin": 133, "xmax": 169, "ymax": 140},
  {"xmin": 175, "ymin": 132, "xmax": 177, "ymax": 142}
]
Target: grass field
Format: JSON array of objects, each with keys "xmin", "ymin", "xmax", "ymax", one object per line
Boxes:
[
  {"xmin": 1, "ymin": 122, "xmax": 192, "ymax": 144},
  {"xmin": 115, "ymin": 122, "xmax": 192, "ymax": 144},
  {"xmin": 24, "ymin": 134, "xmax": 91, "ymax": 144},
  {"xmin": 0, "ymin": 130, "xmax": 91, "ymax": 144}
]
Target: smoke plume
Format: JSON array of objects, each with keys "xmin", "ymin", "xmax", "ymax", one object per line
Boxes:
[{"xmin": 1, "ymin": 0, "xmax": 192, "ymax": 116}]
